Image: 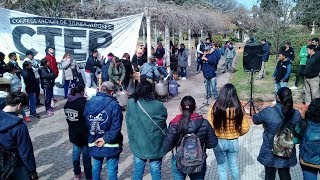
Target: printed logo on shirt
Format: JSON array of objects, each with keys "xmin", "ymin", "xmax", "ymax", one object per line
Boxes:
[
  {"xmin": 88, "ymin": 110, "xmax": 109, "ymax": 135},
  {"xmin": 64, "ymin": 109, "xmax": 79, "ymax": 121}
]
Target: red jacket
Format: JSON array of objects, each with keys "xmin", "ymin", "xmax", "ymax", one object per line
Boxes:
[{"xmin": 45, "ymin": 54, "xmax": 58, "ymax": 78}]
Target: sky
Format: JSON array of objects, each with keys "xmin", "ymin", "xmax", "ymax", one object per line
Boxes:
[{"xmin": 236, "ymin": 0, "xmax": 257, "ymax": 9}]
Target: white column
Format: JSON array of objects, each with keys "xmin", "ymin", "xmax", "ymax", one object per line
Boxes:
[
  {"xmin": 188, "ymin": 28, "xmax": 191, "ymax": 67},
  {"xmin": 154, "ymin": 25, "xmax": 157, "ymax": 47},
  {"xmin": 200, "ymin": 28, "xmax": 203, "ymax": 40},
  {"xmin": 81, "ymin": 0, "xmax": 84, "ymax": 5},
  {"xmin": 172, "ymin": 28, "xmax": 175, "ymax": 46},
  {"xmin": 165, "ymin": 25, "xmax": 170, "ymax": 66},
  {"xmin": 146, "ymin": 15, "xmax": 152, "ymax": 58},
  {"xmin": 179, "ymin": 28, "xmax": 182, "ymax": 46},
  {"xmin": 142, "ymin": 21, "xmax": 146, "ymax": 47}
]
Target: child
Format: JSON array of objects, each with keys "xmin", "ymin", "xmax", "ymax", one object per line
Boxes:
[
  {"xmin": 39, "ymin": 59, "xmax": 55, "ymax": 116},
  {"xmin": 272, "ymin": 51, "xmax": 292, "ymax": 104}
]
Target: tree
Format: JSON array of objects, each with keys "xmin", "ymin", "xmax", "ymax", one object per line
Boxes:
[{"xmin": 295, "ymin": 0, "xmax": 320, "ymax": 27}]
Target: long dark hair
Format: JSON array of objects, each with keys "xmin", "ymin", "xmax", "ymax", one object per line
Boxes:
[
  {"xmin": 212, "ymin": 83, "xmax": 243, "ymax": 133},
  {"xmin": 70, "ymin": 83, "xmax": 84, "ymax": 96},
  {"xmin": 277, "ymin": 87, "xmax": 294, "ymax": 129},
  {"xmin": 305, "ymin": 98, "xmax": 320, "ymax": 123},
  {"xmin": 178, "ymin": 96, "xmax": 196, "ymax": 142},
  {"xmin": 134, "ymin": 81, "xmax": 154, "ymax": 102}
]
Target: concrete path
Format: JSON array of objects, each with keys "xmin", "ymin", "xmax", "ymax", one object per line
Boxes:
[{"xmin": 26, "ymin": 47, "xmax": 304, "ymax": 179}]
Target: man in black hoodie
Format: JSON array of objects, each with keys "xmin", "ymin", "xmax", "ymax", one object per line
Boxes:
[
  {"xmin": 0, "ymin": 92, "xmax": 38, "ymax": 180},
  {"xmin": 64, "ymin": 84, "xmax": 92, "ymax": 180}
]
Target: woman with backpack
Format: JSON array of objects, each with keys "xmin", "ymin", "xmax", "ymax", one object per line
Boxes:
[
  {"xmin": 126, "ymin": 81, "xmax": 168, "ymax": 180},
  {"xmin": 208, "ymin": 83, "xmax": 250, "ymax": 180},
  {"xmin": 253, "ymin": 87, "xmax": 302, "ymax": 180},
  {"xmin": 295, "ymin": 98, "xmax": 320, "ymax": 180},
  {"xmin": 163, "ymin": 96, "xmax": 218, "ymax": 180}
]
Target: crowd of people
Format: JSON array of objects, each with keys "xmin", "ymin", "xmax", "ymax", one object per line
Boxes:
[{"xmin": 2, "ymin": 36, "xmax": 320, "ymax": 180}]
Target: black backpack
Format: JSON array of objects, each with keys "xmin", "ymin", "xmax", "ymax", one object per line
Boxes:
[{"xmin": 0, "ymin": 145, "xmax": 17, "ymax": 180}]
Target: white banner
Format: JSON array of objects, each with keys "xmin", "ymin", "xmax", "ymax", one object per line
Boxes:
[{"xmin": 0, "ymin": 8, "xmax": 143, "ymax": 95}]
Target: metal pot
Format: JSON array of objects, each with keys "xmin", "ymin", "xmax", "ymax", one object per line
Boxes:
[
  {"xmin": 155, "ymin": 80, "xmax": 168, "ymax": 97},
  {"xmin": 116, "ymin": 88, "xmax": 129, "ymax": 107}
]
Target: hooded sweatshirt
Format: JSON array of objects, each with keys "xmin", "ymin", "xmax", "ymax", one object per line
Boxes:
[
  {"xmin": 0, "ymin": 110, "xmax": 37, "ymax": 174},
  {"xmin": 64, "ymin": 94, "xmax": 89, "ymax": 147}
]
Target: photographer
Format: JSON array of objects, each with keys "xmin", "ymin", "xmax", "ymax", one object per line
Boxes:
[{"xmin": 202, "ymin": 44, "xmax": 221, "ymax": 100}]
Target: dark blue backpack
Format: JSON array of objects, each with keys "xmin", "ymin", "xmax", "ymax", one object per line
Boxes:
[
  {"xmin": 300, "ymin": 121, "xmax": 320, "ymax": 166},
  {"xmin": 169, "ymin": 80, "xmax": 178, "ymax": 96}
]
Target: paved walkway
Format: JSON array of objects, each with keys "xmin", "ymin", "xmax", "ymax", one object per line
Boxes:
[{"xmin": 26, "ymin": 48, "xmax": 304, "ymax": 179}]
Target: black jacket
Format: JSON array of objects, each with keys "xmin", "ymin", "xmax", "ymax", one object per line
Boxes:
[
  {"xmin": 163, "ymin": 113, "xmax": 218, "ymax": 153},
  {"xmin": 21, "ymin": 67, "xmax": 37, "ymax": 93},
  {"xmin": 0, "ymin": 111, "xmax": 37, "ymax": 174},
  {"xmin": 131, "ymin": 54, "xmax": 147, "ymax": 71},
  {"xmin": 0, "ymin": 60, "xmax": 6, "ymax": 76},
  {"xmin": 38, "ymin": 66, "xmax": 55, "ymax": 89},
  {"xmin": 282, "ymin": 46, "xmax": 295, "ymax": 61},
  {"xmin": 122, "ymin": 60, "xmax": 133, "ymax": 80},
  {"xmin": 64, "ymin": 95, "xmax": 89, "ymax": 147},
  {"xmin": 304, "ymin": 52, "xmax": 320, "ymax": 79},
  {"xmin": 85, "ymin": 56, "xmax": 101, "ymax": 73}
]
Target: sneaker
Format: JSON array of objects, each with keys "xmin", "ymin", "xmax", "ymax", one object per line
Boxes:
[
  {"xmin": 47, "ymin": 110, "xmax": 54, "ymax": 116},
  {"xmin": 256, "ymin": 77, "xmax": 262, "ymax": 80},
  {"xmin": 74, "ymin": 172, "xmax": 84, "ymax": 180},
  {"xmin": 23, "ymin": 116, "xmax": 30, "ymax": 122},
  {"xmin": 51, "ymin": 99, "xmax": 55, "ymax": 106},
  {"xmin": 290, "ymin": 86, "xmax": 298, "ymax": 90},
  {"xmin": 164, "ymin": 74, "xmax": 170, "ymax": 81},
  {"xmin": 271, "ymin": 100, "xmax": 276, "ymax": 105},
  {"xmin": 181, "ymin": 77, "xmax": 187, "ymax": 80},
  {"xmin": 30, "ymin": 113, "xmax": 40, "ymax": 119}
]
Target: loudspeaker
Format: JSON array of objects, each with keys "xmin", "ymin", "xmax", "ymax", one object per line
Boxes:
[{"xmin": 243, "ymin": 43, "xmax": 263, "ymax": 72}]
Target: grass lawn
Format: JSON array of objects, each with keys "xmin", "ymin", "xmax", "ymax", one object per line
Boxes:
[{"xmin": 230, "ymin": 54, "xmax": 301, "ymax": 103}]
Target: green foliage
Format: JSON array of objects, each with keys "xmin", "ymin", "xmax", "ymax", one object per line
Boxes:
[
  {"xmin": 260, "ymin": 0, "xmax": 279, "ymax": 12},
  {"xmin": 296, "ymin": 0, "xmax": 320, "ymax": 26}
]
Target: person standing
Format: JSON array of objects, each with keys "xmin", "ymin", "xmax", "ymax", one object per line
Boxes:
[
  {"xmin": 39, "ymin": 59, "xmax": 55, "ymax": 116},
  {"xmin": 290, "ymin": 40, "xmax": 311, "ymax": 90},
  {"xmin": 223, "ymin": 42, "xmax": 236, "ymax": 73},
  {"xmin": 253, "ymin": 87, "xmax": 302, "ymax": 180},
  {"xmin": 196, "ymin": 40, "xmax": 205, "ymax": 73},
  {"xmin": 7, "ymin": 52, "xmax": 22, "ymax": 80},
  {"xmin": 303, "ymin": 45, "xmax": 320, "ymax": 105},
  {"xmin": 272, "ymin": 51, "xmax": 292, "ymax": 104},
  {"xmin": 283, "ymin": 42, "xmax": 295, "ymax": 62},
  {"xmin": 295, "ymin": 98, "xmax": 320, "ymax": 180},
  {"xmin": 0, "ymin": 92, "xmax": 38, "ymax": 180},
  {"xmin": 155, "ymin": 42, "xmax": 165, "ymax": 61},
  {"xmin": 131, "ymin": 49, "xmax": 147, "ymax": 72},
  {"xmin": 121, "ymin": 53, "xmax": 133, "ymax": 90},
  {"xmin": 64, "ymin": 84, "xmax": 92, "ymax": 180},
  {"xmin": 126, "ymin": 81, "xmax": 168, "ymax": 180},
  {"xmin": 108, "ymin": 57, "xmax": 126, "ymax": 89},
  {"xmin": 163, "ymin": 96, "xmax": 217, "ymax": 180},
  {"xmin": 178, "ymin": 44, "xmax": 189, "ymax": 80},
  {"xmin": 84, "ymin": 81, "xmax": 123, "ymax": 180},
  {"xmin": 311, "ymin": 38, "xmax": 320, "ymax": 52},
  {"xmin": 257, "ymin": 38, "xmax": 270, "ymax": 80},
  {"xmin": 202, "ymin": 44, "xmax": 220, "ymax": 100},
  {"xmin": 85, "ymin": 49, "xmax": 102, "ymax": 88},
  {"xmin": 208, "ymin": 84, "xmax": 250, "ymax": 180},
  {"xmin": 0, "ymin": 52, "xmax": 6, "ymax": 77},
  {"xmin": 44, "ymin": 47, "xmax": 59, "ymax": 78},
  {"xmin": 21, "ymin": 61, "xmax": 40, "ymax": 119},
  {"xmin": 24, "ymin": 50, "xmax": 42, "ymax": 106},
  {"xmin": 101, "ymin": 53, "xmax": 114, "ymax": 83},
  {"xmin": 61, "ymin": 53, "xmax": 77, "ymax": 99}
]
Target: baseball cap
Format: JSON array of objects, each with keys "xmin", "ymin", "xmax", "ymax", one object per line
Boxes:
[{"xmin": 101, "ymin": 81, "xmax": 116, "ymax": 91}]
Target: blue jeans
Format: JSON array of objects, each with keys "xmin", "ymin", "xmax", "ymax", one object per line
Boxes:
[
  {"xmin": 64, "ymin": 79, "xmax": 76, "ymax": 98},
  {"xmin": 213, "ymin": 139, "xmax": 240, "ymax": 180},
  {"xmin": 274, "ymin": 82, "xmax": 288, "ymax": 99},
  {"xmin": 92, "ymin": 157, "xmax": 119, "ymax": 180},
  {"xmin": 133, "ymin": 156, "xmax": 162, "ymax": 180},
  {"xmin": 11, "ymin": 165, "xmax": 29, "ymax": 180},
  {"xmin": 205, "ymin": 77, "xmax": 218, "ymax": 99},
  {"xmin": 44, "ymin": 87, "xmax": 53, "ymax": 111},
  {"xmin": 157, "ymin": 67, "xmax": 168, "ymax": 77},
  {"xmin": 171, "ymin": 155, "xmax": 206, "ymax": 180},
  {"xmin": 28, "ymin": 93, "xmax": 36, "ymax": 115},
  {"xmin": 179, "ymin": 67, "xmax": 187, "ymax": 78},
  {"xmin": 72, "ymin": 144, "xmax": 92, "ymax": 179},
  {"xmin": 301, "ymin": 164, "xmax": 320, "ymax": 180}
]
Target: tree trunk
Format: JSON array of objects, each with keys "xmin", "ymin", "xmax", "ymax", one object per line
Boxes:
[
  {"xmin": 165, "ymin": 25, "xmax": 170, "ymax": 66},
  {"xmin": 179, "ymin": 28, "xmax": 182, "ymax": 46},
  {"xmin": 188, "ymin": 28, "xmax": 191, "ymax": 67},
  {"xmin": 146, "ymin": 15, "xmax": 152, "ymax": 58},
  {"xmin": 142, "ymin": 21, "xmax": 146, "ymax": 47},
  {"xmin": 154, "ymin": 25, "xmax": 157, "ymax": 47},
  {"xmin": 172, "ymin": 28, "xmax": 175, "ymax": 46}
]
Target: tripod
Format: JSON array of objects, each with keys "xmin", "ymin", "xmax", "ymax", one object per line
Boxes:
[{"xmin": 244, "ymin": 70, "xmax": 259, "ymax": 116}]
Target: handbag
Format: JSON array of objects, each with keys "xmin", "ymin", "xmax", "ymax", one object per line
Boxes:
[{"xmin": 137, "ymin": 100, "xmax": 165, "ymax": 135}]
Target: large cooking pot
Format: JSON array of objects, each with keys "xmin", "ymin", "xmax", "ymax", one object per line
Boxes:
[
  {"xmin": 116, "ymin": 85, "xmax": 129, "ymax": 107},
  {"xmin": 155, "ymin": 80, "xmax": 168, "ymax": 97}
]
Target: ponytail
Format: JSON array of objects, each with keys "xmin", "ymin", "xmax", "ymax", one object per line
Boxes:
[
  {"xmin": 178, "ymin": 96, "xmax": 196, "ymax": 144},
  {"xmin": 277, "ymin": 87, "xmax": 294, "ymax": 130}
]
